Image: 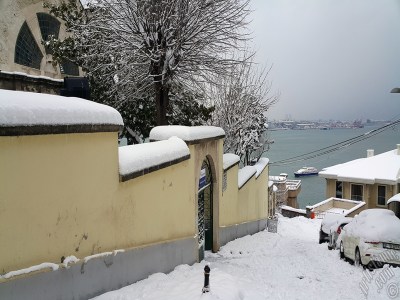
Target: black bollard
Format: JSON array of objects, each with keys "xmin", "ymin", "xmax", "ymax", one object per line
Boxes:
[{"xmin": 202, "ymin": 265, "xmax": 210, "ymax": 293}]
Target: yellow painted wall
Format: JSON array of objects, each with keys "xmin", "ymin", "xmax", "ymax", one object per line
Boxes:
[
  {"xmin": 343, "ymin": 182, "xmax": 351, "ymax": 199},
  {"xmin": 313, "ymin": 200, "xmax": 334, "ymax": 212},
  {"xmin": 220, "ymin": 166, "xmax": 269, "ymax": 227},
  {"xmin": 117, "ymin": 161, "xmax": 194, "ymax": 247},
  {"xmin": 0, "ymin": 132, "xmax": 194, "ymax": 273},
  {"xmin": 325, "ymin": 179, "xmax": 336, "ymax": 198},
  {"xmin": 333, "ymin": 200, "xmax": 360, "ymax": 210},
  {"xmin": 0, "ymin": 131, "xmax": 269, "ymax": 274},
  {"xmin": 255, "ymin": 166, "xmax": 269, "ymax": 220},
  {"xmin": 220, "ymin": 166, "xmax": 239, "ymax": 226},
  {"xmin": 325, "ymin": 179, "xmax": 397, "ymax": 212}
]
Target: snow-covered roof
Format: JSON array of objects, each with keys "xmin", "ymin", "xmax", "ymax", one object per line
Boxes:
[
  {"xmin": 238, "ymin": 166, "xmax": 256, "ymax": 189},
  {"xmin": 269, "ymin": 175, "xmax": 287, "ymax": 182},
  {"xmin": 306, "ymin": 198, "xmax": 361, "ymax": 210},
  {"xmin": 281, "ymin": 205, "xmax": 306, "ymax": 215},
  {"xmin": 223, "ymin": 153, "xmax": 240, "ymax": 170},
  {"xmin": 118, "ymin": 137, "xmax": 190, "ymax": 181},
  {"xmin": 0, "ymin": 90, "xmax": 123, "ymax": 135},
  {"xmin": 319, "ymin": 146, "xmax": 400, "ymax": 185},
  {"xmin": 149, "ymin": 125, "xmax": 225, "ymax": 144}
]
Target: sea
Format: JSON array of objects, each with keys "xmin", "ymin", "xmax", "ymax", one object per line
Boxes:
[{"xmin": 263, "ymin": 124, "xmax": 400, "ymax": 209}]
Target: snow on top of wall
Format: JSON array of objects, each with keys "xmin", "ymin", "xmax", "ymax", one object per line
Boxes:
[
  {"xmin": 0, "ymin": 89, "xmax": 123, "ymax": 126},
  {"xmin": 281, "ymin": 205, "xmax": 306, "ymax": 214},
  {"xmin": 319, "ymin": 147, "xmax": 400, "ymax": 184},
  {"xmin": 253, "ymin": 157, "xmax": 269, "ymax": 178},
  {"xmin": 0, "ymin": 71, "xmax": 64, "ymax": 82},
  {"xmin": 119, "ymin": 137, "xmax": 190, "ymax": 176},
  {"xmin": 0, "ymin": 249, "xmax": 126, "ymax": 280},
  {"xmin": 0, "ymin": 262, "xmax": 59, "ymax": 279},
  {"xmin": 62, "ymin": 256, "xmax": 80, "ymax": 268},
  {"xmin": 269, "ymin": 175, "xmax": 287, "ymax": 182},
  {"xmin": 83, "ymin": 250, "xmax": 125, "ymax": 264},
  {"xmin": 236, "ymin": 158, "xmax": 269, "ymax": 188},
  {"xmin": 223, "ymin": 153, "xmax": 240, "ymax": 170},
  {"xmin": 149, "ymin": 125, "xmax": 225, "ymax": 142},
  {"xmin": 238, "ymin": 166, "xmax": 256, "ymax": 189}
]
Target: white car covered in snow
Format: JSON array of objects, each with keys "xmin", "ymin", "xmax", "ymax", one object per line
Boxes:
[
  {"xmin": 319, "ymin": 213, "xmax": 345, "ymax": 244},
  {"xmin": 327, "ymin": 216, "xmax": 352, "ymax": 250},
  {"xmin": 339, "ymin": 209, "xmax": 400, "ymax": 268}
]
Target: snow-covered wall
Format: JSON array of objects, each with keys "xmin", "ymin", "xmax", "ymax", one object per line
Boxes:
[
  {"xmin": 150, "ymin": 125, "xmax": 225, "ymax": 143},
  {"xmin": 0, "ymin": 109, "xmax": 270, "ymax": 300},
  {"xmin": 119, "ymin": 137, "xmax": 190, "ymax": 181},
  {"xmin": 0, "ymin": 90, "xmax": 123, "ymax": 132},
  {"xmin": 220, "ymin": 154, "xmax": 269, "ymax": 231}
]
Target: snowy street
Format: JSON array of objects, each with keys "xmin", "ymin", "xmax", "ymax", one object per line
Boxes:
[{"xmin": 92, "ymin": 216, "xmax": 400, "ymax": 300}]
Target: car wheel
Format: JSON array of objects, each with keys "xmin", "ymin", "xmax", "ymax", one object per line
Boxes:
[
  {"xmin": 340, "ymin": 242, "xmax": 345, "ymax": 260},
  {"xmin": 355, "ymin": 248, "xmax": 362, "ymax": 267}
]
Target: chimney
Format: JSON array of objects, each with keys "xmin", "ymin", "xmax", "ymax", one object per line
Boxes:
[
  {"xmin": 367, "ymin": 149, "xmax": 374, "ymax": 158},
  {"xmin": 397, "ymin": 144, "xmax": 400, "ymax": 155}
]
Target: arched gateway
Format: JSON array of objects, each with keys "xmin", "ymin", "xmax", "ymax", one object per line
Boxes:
[{"xmin": 197, "ymin": 158, "xmax": 213, "ymax": 261}]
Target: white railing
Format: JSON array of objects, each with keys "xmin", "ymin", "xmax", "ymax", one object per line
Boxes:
[
  {"xmin": 286, "ymin": 180, "xmax": 301, "ymax": 190},
  {"xmin": 306, "ymin": 197, "xmax": 367, "ymax": 219}
]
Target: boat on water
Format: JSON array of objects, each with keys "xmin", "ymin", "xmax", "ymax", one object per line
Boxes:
[{"xmin": 294, "ymin": 167, "xmax": 318, "ymax": 177}]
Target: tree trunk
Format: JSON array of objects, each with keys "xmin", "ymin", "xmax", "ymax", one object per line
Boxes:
[{"xmin": 154, "ymin": 81, "xmax": 169, "ymax": 125}]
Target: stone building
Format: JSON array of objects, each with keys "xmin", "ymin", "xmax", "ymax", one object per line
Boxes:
[{"xmin": 0, "ymin": 0, "xmax": 83, "ymax": 94}]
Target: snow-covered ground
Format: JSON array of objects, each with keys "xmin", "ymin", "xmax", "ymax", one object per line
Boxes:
[{"xmin": 92, "ymin": 216, "xmax": 400, "ymax": 300}]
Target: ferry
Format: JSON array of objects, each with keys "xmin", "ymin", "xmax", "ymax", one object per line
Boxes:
[{"xmin": 294, "ymin": 167, "xmax": 318, "ymax": 177}]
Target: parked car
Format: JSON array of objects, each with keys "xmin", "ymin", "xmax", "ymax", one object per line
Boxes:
[
  {"xmin": 339, "ymin": 209, "xmax": 400, "ymax": 268},
  {"xmin": 319, "ymin": 213, "xmax": 345, "ymax": 244},
  {"xmin": 327, "ymin": 216, "xmax": 352, "ymax": 250}
]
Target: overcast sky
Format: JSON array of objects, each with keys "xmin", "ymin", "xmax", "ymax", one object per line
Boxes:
[{"xmin": 248, "ymin": 0, "xmax": 400, "ymax": 121}]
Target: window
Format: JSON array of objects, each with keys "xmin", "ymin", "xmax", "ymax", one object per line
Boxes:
[
  {"xmin": 378, "ymin": 185, "xmax": 386, "ymax": 206},
  {"xmin": 335, "ymin": 181, "xmax": 342, "ymax": 198},
  {"xmin": 15, "ymin": 22, "xmax": 43, "ymax": 69},
  {"xmin": 351, "ymin": 184, "xmax": 363, "ymax": 201},
  {"xmin": 37, "ymin": 13, "xmax": 61, "ymax": 54},
  {"xmin": 60, "ymin": 60, "xmax": 79, "ymax": 76}
]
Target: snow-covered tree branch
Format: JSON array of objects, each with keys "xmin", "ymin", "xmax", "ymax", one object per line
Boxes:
[
  {"xmin": 43, "ymin": 0, "xmax": 221, "ymax": 142},
  {"xmin": 76, "ymin": 0, "xmax": 251, "ymax": 125},
  {"xmin": 209, "ymin": 55, "xmax": 279, "ymax": 165}
]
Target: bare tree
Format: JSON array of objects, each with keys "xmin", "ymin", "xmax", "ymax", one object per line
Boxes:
[
  {"xmin": 209, "ymin": 55, "xmax": 279, "ymax": 165},
  {"xmin": 76, "ymin": 0, "xmax": 251, "ymax": 125}
]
